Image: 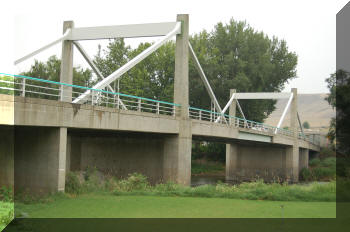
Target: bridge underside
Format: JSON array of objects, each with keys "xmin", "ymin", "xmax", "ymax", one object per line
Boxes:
[
  {"xmin": 1, "ymin": 125, "xmax": 310, "ymax": 194},
  {"xmin": 0, "ymin": 95, "xmax": 318, "ymax": 194}
]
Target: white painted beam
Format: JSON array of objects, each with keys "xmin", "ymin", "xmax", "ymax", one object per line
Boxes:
[
  {"xmin": 235, "ymin": 92, "xmax": 291, "ymax": 99},
  {"xmin": 73, "ymin": 41, "xmax": 127, "ymax": 110},
  {"xmin": 15, "ymin": 29, "xmax": 72, "ymax": 65},
  {"xmin": 73, "ymin": 22, "xmax": 181, "ymax": 103},
  {"xmin": 70, "ymin": 22, "xmax": 179, "ymax": 40},
  {"xmin": 188, "ymin": 42, "xmax": 225, "ymax": 122},
  {"xmin": 215, "ymin": 93, "xmax": 235, "ymax": 123},
  {"xmin": 236, "ymin": 99, "xmax": 247, "ymax": 121},
  {"xmin": 275, "ymin": 93, "xmax": 294, "ymax": 134}
]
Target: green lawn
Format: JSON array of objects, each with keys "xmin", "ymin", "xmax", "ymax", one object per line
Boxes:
[
  {"xmin": 0, "ymin": 201, "xmax": 13, "ymax": 231},
  {"xmin": 16, "ymin": 194, "xmax": 335, "ymax": 218}
]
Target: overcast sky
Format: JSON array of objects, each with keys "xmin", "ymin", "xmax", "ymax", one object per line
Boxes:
[{"xmin": 1, "ymin": 0, "xmax": 348, "ymax": 93}]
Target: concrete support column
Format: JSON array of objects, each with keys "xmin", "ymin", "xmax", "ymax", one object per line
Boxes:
[
  {"xmin": 0, "ymin": 126, "xmax": 14, "ymax": 189},
  {"xmin": 226, "ymin": 143, "xmax": 239, "ymax": 181},
  {"xmin": 14, "ymin": 127, "xmax": 67, "ymax": 193},
  {"xmin": 226, "ymin": 89, "xmax": 238, "ymax": 181},
  {"xmin": 60, "ymin": 21, "xmax": 74, "ymax": 102},
  {"xmin": 285, "ymin": 88, "xmax": 299, "ymax": 182},
  {"xmin": 299, "ymin": 148, "xmax": 309, "ymax": 171},
  {"xmin": 163, "ymin": 120, "xmax": 192, "ymax": 185},
  {"xmin": 174, "ymin": 14, "xmax": 189, "ymax": 118},
  {"xmin": 228, "ymin": 89, "xmax": 236, "ymax": 125},
  {"xmin": 57, "ymin": 127, "xmax": 67, "ymax": 192},
  {"xmin": 163, "ymin": 14, "xmax": 192, "ymax": 186}
]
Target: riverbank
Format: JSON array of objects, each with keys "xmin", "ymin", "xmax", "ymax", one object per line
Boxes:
[
  {"xmin": 15, "ymin": 194, "xmax": 335, "ymax": 218},
  {"xmin": 0, "ymin": 201, "xmax": 13, "ymax": 231}
]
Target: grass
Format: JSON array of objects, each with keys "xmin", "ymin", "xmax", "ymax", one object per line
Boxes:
[
  {"xmin": 15, "ymin": 194, "xmax": 336, "ymax": 218},
  {"xmin": 60, "ymin": 172, "xmax": 336, "ymax": 202},
  {"xmin": 0, "ymin": 201, "xmax": 14, "ymax": 231},
  {"xmin": 301, "ymin": 157, "xmax": 336, "ymax": 181},
  {"xmin": 114, "ymin": 180, "xmax": 336, "ymax": 202},
  {"xmin": 191, "ymin": 161, "xmax": 225, "ymax": 175}
]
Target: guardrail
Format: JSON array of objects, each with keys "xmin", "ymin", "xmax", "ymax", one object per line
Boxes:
[
  {"xmin": 0, "ymin": 74, "xmax": 179, "ymax": 116},
  {"xmin": 0, "ymin": 73, "xmax": 320, "ymax": 146},
  {"xmin": 189, "ymin": 106, "xmax": 320, "ymax": 146}
]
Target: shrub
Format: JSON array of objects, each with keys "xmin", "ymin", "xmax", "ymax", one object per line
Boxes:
[
  {"xmin": 115, "ymin": 173, "xmax": 149, "ymax": 192},
  {"xmin": 309, "ymin": 158, "xmax": 321, "ymax": 167},
  {"xmin": 321, "ymin": 157, "xmax": 336, "ymax": 168},
  {"xmin": 312, "ymin": 167, "xmax": 335, "ymax": 180},
  {"xmin": 300, "ymin": 168, "xmax": 312, "ymax": 181},
  {"xmin": 0, "ymin": 186, "xmax": 13, "ymax": 202},
  {"xmin": 65, "ymin": 172, "xmax": 82, "ymax": 194},
  {"xmin": 319, "ymin": 147, "xmax": 335, "ymax": 159}
]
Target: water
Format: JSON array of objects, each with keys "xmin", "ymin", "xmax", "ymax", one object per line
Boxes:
[{"xmin": 191, "ymin": 175, "xmax": 225, "ymax": 186}]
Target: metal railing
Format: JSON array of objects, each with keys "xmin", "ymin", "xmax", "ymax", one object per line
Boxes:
[
  {"xmin": 189, "ymin": 106, "xmax": 320, "ymax": 146},
  {"xmin": 0, "ymin": 74, "xmax": 179, "ymax": 116},
  {"xmin": 0, "ymin": 73, "xmax": 320, "ymax": 146}
]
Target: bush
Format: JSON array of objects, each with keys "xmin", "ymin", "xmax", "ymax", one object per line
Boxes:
[
  {"xmin": 309, "ymin": 158, "xmax": 321, "ymax": 167},
  {"xmin": 114, "ymin": 173, "xmax": 149, "ymax": 192},
  {"xmin": 65, "ymin": 172, "xmax": 83, "ymax": 194},
  {"xmin": 0, "ymin": 187, "xmax": 13, "ymax": 202},
  {"xmin": 312, "ymin": 167, "xmax": 335, "ymax": 180},
  {"xmin": 321, "ymin": 157, "xmax": 336, "ymax": 168},
  {"xmin": 300, "ymin": 168, "xmax": 312, "ymax": 181},
  {"xmin": 319, "ymin": 147, "xmax": 335, "ymax": 158}
]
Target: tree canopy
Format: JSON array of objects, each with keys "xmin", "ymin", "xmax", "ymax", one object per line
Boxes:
[
  {"xmin": 94, "ymin": 19, "xmax": 297, "ymax": 122},
  {"xmin": 20, "ymin": 18, "xmax": 298, "ymax": 123},
  {"xmin": 326, "ymin": 69, "xmax": 350, "ymax": 154},
  {"xmin": 302, "ymin": 121, "xmax": 310, "ymax": 129}
]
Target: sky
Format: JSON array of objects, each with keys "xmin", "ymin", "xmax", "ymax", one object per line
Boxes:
[{"xmin": 1, "ymin": 0, "xmax": 348, "ymax": 94}]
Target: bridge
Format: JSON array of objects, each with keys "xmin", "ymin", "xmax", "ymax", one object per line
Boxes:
[{"xmin": 0, "ymin": 14, "xmax": 320, "ymax": 193}]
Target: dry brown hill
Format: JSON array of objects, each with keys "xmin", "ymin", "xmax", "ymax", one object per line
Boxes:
[{"xmin": 264, "ymin": 93, "xmax": 335, "ymax": 129}]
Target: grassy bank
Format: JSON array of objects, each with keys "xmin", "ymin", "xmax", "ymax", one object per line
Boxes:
[
  {"xmin": 16, "ymin": 194, "xmax": 336, "ymax": 218},
  {"xmin": 191, "ymin": 161, "xmax": 225, "ymax": 175},
  {"xmin": 300, "ymin": 157, "xmax": 336, "ymax": 181},
  {"xmin": 0, "ymin": 201, "xmax": 13, "ymax": 231},
  {"xmin": 62, "ymin": 172, "xmax": 336, "ymax": 202},
  {"xmin": 113, "ymin": 179, "xmax": 336, "ymax": 202}
]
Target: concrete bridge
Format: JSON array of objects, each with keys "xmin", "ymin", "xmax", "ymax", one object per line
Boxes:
[{"xmin": 0, "ymin": 14, "xmax": 320, "ymax": 194}]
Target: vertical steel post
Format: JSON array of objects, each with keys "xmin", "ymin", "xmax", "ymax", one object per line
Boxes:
[
  {"xmin": 21, "ymin": 78, "xmax": 26, "ymax": 97},
  {"xmin": 138, "ymin": 98, "xmax": 141, "ymax": 112}
]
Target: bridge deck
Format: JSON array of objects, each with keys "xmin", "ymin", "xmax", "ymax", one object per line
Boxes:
[{"xmin": 0, "ymin": 94, "xmax": 320, "ymax": 151}]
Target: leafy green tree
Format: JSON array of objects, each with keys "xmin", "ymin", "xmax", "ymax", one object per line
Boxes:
[
  {"xmin": 94, "ymin": 19, "xmax": 297, "ymax": 123},
  {"xmin": 326, "ymin": 69, "xmax": 350, "ymax": 154},
  {"xmin": 189, "ymin": 19, "xmax": 298, "ymax": 122},
  {"xmin": 20, "ymin": 55, "xmax": 93, "ymax": 99},
  {"xmin": 94, "ymin": 39, "xmax": 175, "ymax": 102},
  {"xmin": 303, "ymin": 121, "xmax": 310, "ymax": 129},
  {"xmin": 0, "ymin": 76, "xmax": 15, "ymax": 95}
]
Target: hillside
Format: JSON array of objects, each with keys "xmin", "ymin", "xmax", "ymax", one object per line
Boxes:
[{"xmin": 264, "ymin": 93, "xmax": 335, "ymax": 129}]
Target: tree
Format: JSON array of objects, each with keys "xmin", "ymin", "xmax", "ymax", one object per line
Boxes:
[
  {"xmin": 94, "ymin": 19, "xmax": 298, "ymax": 123},
  {"xmin": 0, "ymin": 75, "xmax": 15, "ymax": 95},
  {"xmin": 326, "ymin": 69, "xmax": 350, "ymax": 154},
  {"xmin": 189, "ymin": 20, "xmax": 297, "ymax": 122},
  {"xmin": 20, "ymin": 55, "xmax": 93, "ymax": 99},
  {"xmin": 303, "ymin": 121, "xmax": 310, "ymax": 129}
]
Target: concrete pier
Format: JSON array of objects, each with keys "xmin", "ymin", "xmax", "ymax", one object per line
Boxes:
[
  {"xmin": 226, "ymin": 88, "xmax": 306, "ymax": 183},
  {"xmin": 0, "ymin": 126, "xmax": 14, "ymax": 188},
  {"xmin": 14, "ymin": 127, "xmax": 67, "ymax": 194}
]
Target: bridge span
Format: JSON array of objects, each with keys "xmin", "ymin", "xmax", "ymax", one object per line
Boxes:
[{"xmin": 0, "ymin": 14, "xmax": 320, "ymax": 193}]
